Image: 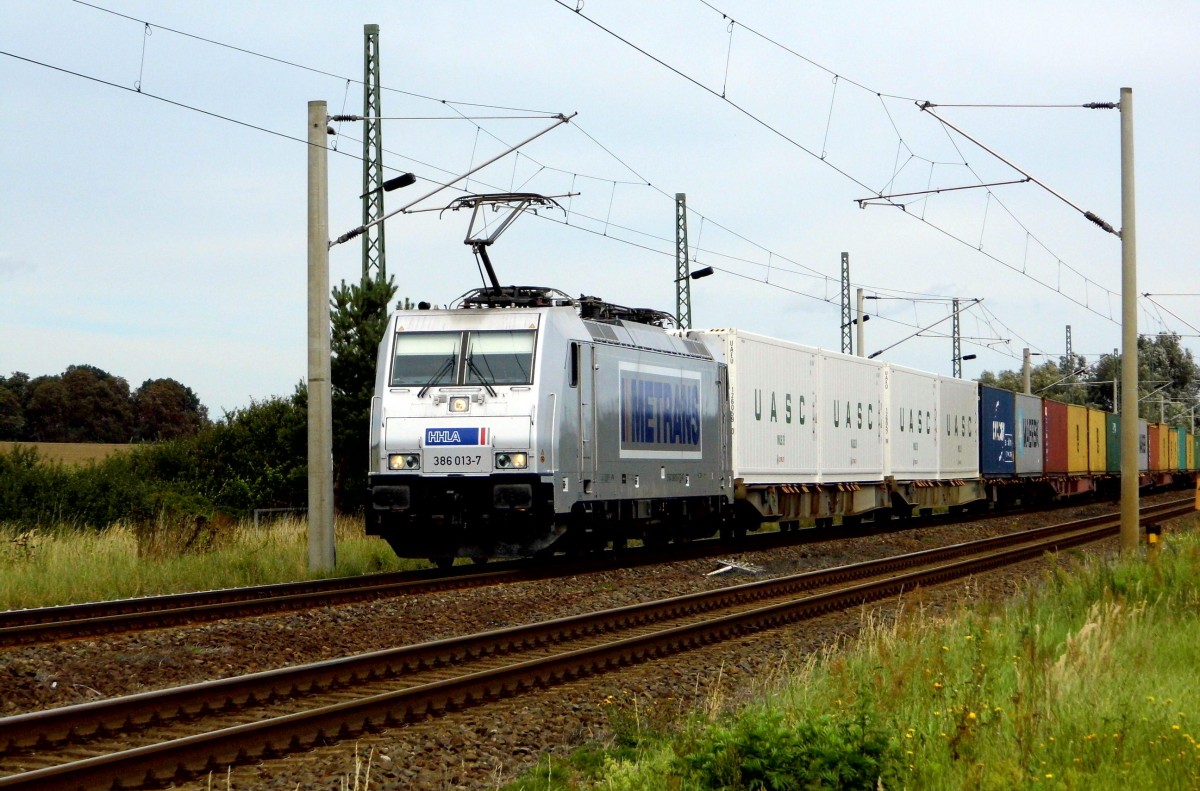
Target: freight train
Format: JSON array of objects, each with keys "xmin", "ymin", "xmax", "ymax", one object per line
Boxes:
[{"xmin": 366, "ymin": 285, "xmax": 1196, "ymax": 564}]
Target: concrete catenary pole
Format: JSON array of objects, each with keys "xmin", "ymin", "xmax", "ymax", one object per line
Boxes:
[
  {"xmin": 307, "ymin": 101, "xmax": 336, "ymax": 571},
  {"xmin": 856, "ymin": 288, "xmax": 866, "ymax": 357},
  {"xmin": 1119, "ymin": 87, "xmax": 1139, "ymax": 555}
]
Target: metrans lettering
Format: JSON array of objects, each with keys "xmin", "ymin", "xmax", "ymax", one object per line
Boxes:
[{"xmin": 619, "ymin": 364, "xmax": 702, "ymax": 458}]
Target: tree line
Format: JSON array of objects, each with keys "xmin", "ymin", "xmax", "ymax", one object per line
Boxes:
[
  {"xmin": 0, "ymin": 275, "xmax": 397, "ymax": 528},
  {"xmin": 0, "ymin": 366, "xmax": 209, "ymax": 443},
  {"xmin": 977, "ymin": 334, "xmax": 1199, "ymax": 427}
]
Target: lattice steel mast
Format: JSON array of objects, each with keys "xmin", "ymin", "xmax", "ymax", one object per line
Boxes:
[
  {"xmin": 362, "ymin": 24, "xmax": 386, "ymax": 282},
  {"xmin": 675, "ymin": 193, "xmax": 690, "ymax": 328},
  {"xmin": 840, "ymin": 252, "xmax": 852, "ymax": 354},
  {"xmin": 952, "ymin": 298, "xmax": 962, "ymax": 378}
]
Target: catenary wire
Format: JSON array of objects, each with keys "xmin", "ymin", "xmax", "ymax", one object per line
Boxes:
[{"xmin": 54, "ymin": 0, "xmax": 1094, "ymax": 346}]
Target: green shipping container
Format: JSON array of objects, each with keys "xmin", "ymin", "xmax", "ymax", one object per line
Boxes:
[
  {"xmin": 1177, "ymin": 427, "xmax": 1188, "ymax": 470},
  {"xmin": 1106, "ymin": 413, "xmax": 1121, "ymax": 472}
]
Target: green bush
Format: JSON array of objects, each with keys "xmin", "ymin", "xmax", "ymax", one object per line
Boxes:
[
  {"xmin": 675, "ymin": 707, "xmax": 900, "ymax": 790},
  {"xmin": 0, "ymin": 392, "xmax": 308, "ymax": 529}
]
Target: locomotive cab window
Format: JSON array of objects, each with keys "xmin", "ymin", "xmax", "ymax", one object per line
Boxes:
[
  {"xmin": 465, "ymin": 330, "xmax": 535, "ymax": 386},
  {"xmin": 391, "ymin": 329, "xmax": 535, "ymax": 388},
  {"xmin": 389, "ymin": 332, "xmax": 461, "ymax": 387}
]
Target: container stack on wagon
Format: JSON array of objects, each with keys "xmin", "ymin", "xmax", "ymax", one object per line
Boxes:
[{"xmin": 368, "ymin": 287, "xmax": 1198, "ymax": 561}]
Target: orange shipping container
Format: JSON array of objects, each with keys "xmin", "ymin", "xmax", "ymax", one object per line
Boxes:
[
  {"xmin": 1087, "ymin": 409, "xmax": 1106, "ymax": 474},
  {"xmin": 1067, "ymin": 404, "xmax": 1089, "ymax": 474},
  {"xmin": 1152, "ymin": 423, "xmax": 1169, "ymax": 471},
  {"xmin": 1148, "ymin": 424, "xmax": 1162, "ymax": 470}
]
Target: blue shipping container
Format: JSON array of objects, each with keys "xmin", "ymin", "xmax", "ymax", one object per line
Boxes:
[{"xmin": 979, "ymin": 385, "xmax": 1015, "ymax": 476}]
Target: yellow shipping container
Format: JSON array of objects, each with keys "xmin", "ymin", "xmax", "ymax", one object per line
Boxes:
[
  {"xmin": 1067, "ymin": 404, "xmax": 1089, "ymax": 474},
  {"xmin": 1155, "ymin": 423, "xmax": 1170, "ymax": 471},
  {"xmin": 1087, "ymin": 409, "xmax": 1106, "ymax": 474},
  {"xmin": 1188, "ymin": 433, "xmax": 1195, "ymax": 470},
  {"xmin": 1168, "ymin": 429, "xmax": 1180, "ymax": 472}
]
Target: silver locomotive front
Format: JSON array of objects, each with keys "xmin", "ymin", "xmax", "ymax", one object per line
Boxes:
[{"xmin": 367, "ymin": 295, "xmax": 732, "ymax": 563}]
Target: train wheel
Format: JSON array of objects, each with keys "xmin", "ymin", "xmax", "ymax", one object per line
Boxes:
[{"xmin": 429, "ymin": 556, "xmax": 455, "ymax": 569}]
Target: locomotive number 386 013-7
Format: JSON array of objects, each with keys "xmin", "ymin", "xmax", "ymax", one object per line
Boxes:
[{"xmin": 431, "ymin": 454, "xmax": 483, "ymax": 467}]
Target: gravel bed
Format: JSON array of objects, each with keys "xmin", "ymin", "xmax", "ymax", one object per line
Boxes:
[{"xmin": 0, "ymin": 492, "xmax": 1190, "ymax": 789}]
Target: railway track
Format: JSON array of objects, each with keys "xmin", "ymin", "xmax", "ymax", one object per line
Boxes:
[
  {"xmin": 0, "ymin": 492, "xmax": 1156, "ymax": 647},
  {"xmin": 0, "ymin": 497, "xmax": 1191, "ymax": 791}
]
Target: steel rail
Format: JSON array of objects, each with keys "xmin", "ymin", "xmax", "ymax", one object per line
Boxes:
[
  {"xmin": 0, "ymin": 491, "xmax": 1161, "ymax": 646},
  {"xmin": 4, "ymin": 497, "xmax": 1187, "ymax": 754},
  {"xmin": 0, "ymin": 498, "xmax": 1191, "ymax": 790}
]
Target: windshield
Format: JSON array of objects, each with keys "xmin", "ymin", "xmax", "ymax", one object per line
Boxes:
[
  {"xmin": 390, "ymin": 332, "xmax": 461, "ymax": 387},
  {"xmin": 465, "ymin": 330, "xmax": 536, "ymax": 386}
]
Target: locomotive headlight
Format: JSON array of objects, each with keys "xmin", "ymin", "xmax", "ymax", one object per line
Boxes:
[
  {"xmin": 448, "ymin": 396, "xmax": 470, "ymax": 413},
  {"xmin": 388, "ymin": 453, "xmax": 421, "ymax": 470},
  {"xmin": 495, "ymin": 452, "xmax": 528, "ymax": 469}
]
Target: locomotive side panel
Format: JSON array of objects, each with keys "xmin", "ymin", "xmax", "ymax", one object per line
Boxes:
[{"xmin": 583, "ymin": 339, "xmax": 729, "ymax": 504}]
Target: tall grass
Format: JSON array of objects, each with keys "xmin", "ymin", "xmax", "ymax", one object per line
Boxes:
[
  {"xmin": 502, "ymin": 518, "xmax": 1200, "ymax": 790},
  {"xmin": 0, "ymin": 515, "xmax": 420, "ymax": 610}
]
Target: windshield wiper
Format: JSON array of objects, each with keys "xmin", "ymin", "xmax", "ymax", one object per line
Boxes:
[
  {"xmin": 418, "ymin": 357, "xmax": 456, "ymax": 398},
  {"xmin": 466, "ymin": 356, "xmax": 498, "ymax": 397}
]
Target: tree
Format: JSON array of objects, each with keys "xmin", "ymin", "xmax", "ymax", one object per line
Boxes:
[
  {"xmin": 134, "ymin": 378, "xmax": 210, "ymax": 440},
  {"xmin": 977, "ymin": 359, "xmax": 1091, "ymax": 405},
  {"xmin": 0, "ymin": 385, "xmax": 23, "ymax": 439},
  {"xmin": 330, "ymin": 276, "xmax": 398, "ymax": 511},
  {"xmin": 978, "ymin": 334, "xmax": 1200, "ymax": 426},
  {"xmin": 0, "ymin": 372, "xmax": 32, "ymax": 440},
  {"xmin": 22, "ymin": 366, "xmax": 135, "ymax": 442}
]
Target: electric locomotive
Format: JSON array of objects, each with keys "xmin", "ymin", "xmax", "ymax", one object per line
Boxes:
[{"xmin": 366, "ymin": 285, "xmax": 733, "ymax": 565}]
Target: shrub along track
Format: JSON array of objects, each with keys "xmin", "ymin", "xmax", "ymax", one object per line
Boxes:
[
  {"xmin": 0, "ymin": 498, "xmax": 1191, "ymax": 791},
  {"xmin": 0, "ymin": 492, "xmax": 1155, "ymax": 648}
]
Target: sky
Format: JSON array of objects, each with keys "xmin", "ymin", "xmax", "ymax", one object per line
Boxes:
[{"xmin": 2, "ymin": 1, "xmax": 1198, "ymax": 415}]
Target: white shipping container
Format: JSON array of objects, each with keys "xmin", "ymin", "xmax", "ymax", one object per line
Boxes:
[
  {"xmin": 938, "ymin": 376, "xmax": 980, "ymax": 479},
  {"xmin": 1138, "ymin": 418, "xmax": 1149, "ymax": 471},
  {"xmin": 818, "ymin": 350, "xmax": 885, "ymax": 482},
  {"xmin": 883, "ymin": 364, "xmax": 939, "ymax": 479},
  {"xmin": 697, "ymin": 330, "xmax": 820, "ymax": 484},
  {"xmin": 1014, "ymin": 393, "xmax": 1044, "ymax": 475}
]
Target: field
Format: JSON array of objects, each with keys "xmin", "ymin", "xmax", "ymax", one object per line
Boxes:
[{"xmin": 0, "ymin": 441, "xmax": 134, "ymax": 467}]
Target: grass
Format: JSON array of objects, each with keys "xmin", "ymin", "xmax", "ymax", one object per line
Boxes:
[
  {"xmin": 499, "ymin": 515, "xmax": 1200, "ymax": 790},
  {"xmin": 0, "ymin": 515, "xmax": 422, "ymax": 610}
]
